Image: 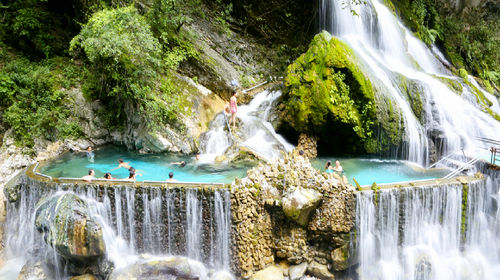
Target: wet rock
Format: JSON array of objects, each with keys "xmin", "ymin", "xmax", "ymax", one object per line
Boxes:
[
  {"xmin": 307, "ymin": 261, "xmax": 334, "ymax": 280},
  {"xmin": 331, "ymin": 244, "xmax": 349, "ymax": 271},
  {"xmin": 289, "ymin": 262, "xmax": 308, "ymax": 280},
  {"xmin": 70, "ymin": 274, "xmax": 97, "ymax": 280},
  {"xmin": 250, "ymin": 265, "xmax": 285, "ymax": 280},
  {"xmin": 282, "ymin": 187, "xmax": 322, "ymax": 226},
  {"xmin": 17, "ymin": 261, "xmax": 52, "ymax": 280},
  {"xmin": 109, "ymin": 255, "xmax": 209, "ymax": 280},
  {"xmin": 3, "ymin": 169, "xmax": 25, "ymax": 203},
  {"xmin": 34, "ymin": 193, "xmax": 105, "ymax": 261}
]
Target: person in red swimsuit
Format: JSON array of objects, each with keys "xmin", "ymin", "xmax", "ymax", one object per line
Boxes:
[{"xmin": 229, "ymin": 90, "xmax": 238, "ymax": 129}]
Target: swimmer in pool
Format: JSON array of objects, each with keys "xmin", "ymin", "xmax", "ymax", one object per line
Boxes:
[
  {"xmin": 171, "ymin": 161, "xmax": 186, "ymax": 168},
  {"xmin": 104, "ymin": 173, "xmax": 115, "ymax": 180},
  {"xmin": 112, "ymin": 159, "xmax": 131, "ymax": 170}
]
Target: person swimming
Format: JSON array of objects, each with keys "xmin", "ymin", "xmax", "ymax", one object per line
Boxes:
[
  {"xmin": 171, "ymin": 161, "xmax": 186, "ymax": 167},
  {"xmin": 112, "ymin": 159, "xmax": 131, "ymax": 170},
  {"xmin": 104, "ymin": 173, "xmax": 115, "ymax": 180}
]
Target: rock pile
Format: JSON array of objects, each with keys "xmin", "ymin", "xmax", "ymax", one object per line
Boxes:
[
  {"xmin": 231, "ymin": 152, "xmax": 356, "ymax": 279},
  {"xmin": 295, "ymin": 134, "xmax": 318, "ymax": 159}
]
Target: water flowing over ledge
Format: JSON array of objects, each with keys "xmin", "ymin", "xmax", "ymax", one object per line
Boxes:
[
  {"xmin": 3, "ymin": 165, "xmax": 233, "ymax": 279},
  {"xmin": 354, "ymin": 167, "xmax": 500, "ymax": 280}
]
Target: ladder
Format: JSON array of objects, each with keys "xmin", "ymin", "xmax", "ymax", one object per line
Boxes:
[
  {"xmin": 443, "ymin": 157, "xmax": 481, "ymax": 179},
  {"xmin": 427, "ymin": 150, "xmax": 463, "ymax": 169}
]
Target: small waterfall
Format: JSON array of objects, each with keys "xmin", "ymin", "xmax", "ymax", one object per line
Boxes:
[
  {"xmin": 200, "ymin": 90, "xmax": 294, "ymax": 162},
  {"xmin": 355, "ymin": 176, "xmax": 500, "ymax": 279},
  {"xmin": 186, "ymin": 188, "xmax": 202, "ymax": 260},
  {"xmin": 319, "ymin": 0, "xmax": 500, "ymax": 166},
  {"xmin": 2, "ymin": 177, "xmax": 233, "ymax": 278}
]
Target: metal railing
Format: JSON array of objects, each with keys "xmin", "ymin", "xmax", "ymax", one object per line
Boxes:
[{"xmin": 443, "ymin": 157, "xmax": 481, "ymax": 179}]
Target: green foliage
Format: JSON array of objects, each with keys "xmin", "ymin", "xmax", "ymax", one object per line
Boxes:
[
  {"xmin": 458, "ymin": 68, "xmax": 468, "ymax": 80},
  {"xmin": 146, "ymin": 0, "xmax": 201, "ymax": 69},
  {"xmin": 282, "ymin": 32, "xmax": 377, "ymax": 151},
  {"xmin": 0, "ymin": 56, "xmax": 84, "ymax": 146},
  {"xmin": 70, "ymin": 6, "xmax": 168, "ymax": 127},
  {"xmin": 390, "ymin": 0, "xmax": 499, "ymax": 85}
]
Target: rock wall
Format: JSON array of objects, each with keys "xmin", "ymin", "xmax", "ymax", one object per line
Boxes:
[{"xmin": 231, "ymin": 152, "xmax": 356, "ymax": 279}]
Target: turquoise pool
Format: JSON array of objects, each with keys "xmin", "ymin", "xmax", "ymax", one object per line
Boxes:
[
  {"xmin": 40, "ymin": 146, "xmax": 448, "ymax": 185},
  {"xmin": 311, "ymin": 157, "xmax": 448, "ymax": 186},
  {"xmin": 40, "ymin": 146, "xmax": 252, "ymax": 184}
]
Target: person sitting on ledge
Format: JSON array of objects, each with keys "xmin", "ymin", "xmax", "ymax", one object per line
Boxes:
[
  {"xmin": 166, "ymin": 171, "xmax": 178, "ymax": 182},
  {"xmin": 104, "ymin": 173, "xmax": 115, "ymax": 180},
  {"xmin": 112, "ymin": 159, "xmax": 131, "ymax": 170},
  {"xmin": 82, "ymin": 169, "xmax": 95, "ymax": 182},
  {"xmin": 171, "ymin": 161, "xmax": 186, "ymax": 167}
]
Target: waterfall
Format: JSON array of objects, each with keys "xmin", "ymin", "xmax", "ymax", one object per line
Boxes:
[
  {"xmin": 1, "ymin": 177, "xmax": 233, "ymax": 278},
  {"xmin": 199, "ymin": 90, "xmax": 294, "ymax": 163},
  {"xmin": 355, "ymin": 176, "xmax": 500, "ymax": 280},
  {"xmin": 319, "ymin": 0, "xmax": 500, "ymax": 166}
]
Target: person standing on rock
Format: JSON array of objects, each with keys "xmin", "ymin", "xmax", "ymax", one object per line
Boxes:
[{"xmin": 229, "ymin": 90, "xmax": 238, "ymax": 129}]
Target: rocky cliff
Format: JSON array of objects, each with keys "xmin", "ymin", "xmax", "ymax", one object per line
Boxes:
[{"xmin": 231, "ymin": 152, "xmax": 356, "ymax": 279}]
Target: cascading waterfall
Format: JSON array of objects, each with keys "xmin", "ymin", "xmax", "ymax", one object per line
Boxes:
[
  {"xmin": 319, "ymin": 0, "xmax": 500, "ymax": 166},
  {"xmin": 355, "ymin": 175, "xmax": 500, "ymax": 280},
  {"xmin": 199, "ymin": 90, "xmax": 294, "ymax": 162},
  {"xmin": 1, "ymin": 179, "xmax": 233, "ymax": 279}
]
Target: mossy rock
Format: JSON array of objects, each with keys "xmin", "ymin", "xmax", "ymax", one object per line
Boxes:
[
  {"xmin": 34, "ymin": 193, "xmax": 105, "ymax": 261},
  {"xmin": 281, "ymin": 31, "xmax": 377, "ymax": 153}
]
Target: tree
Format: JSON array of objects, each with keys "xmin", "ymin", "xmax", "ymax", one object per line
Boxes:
[{"xmin": 70, "ymin": 6, "xmax": 162, "ymax": 126}]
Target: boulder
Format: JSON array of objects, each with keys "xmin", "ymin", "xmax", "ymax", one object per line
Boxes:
[
  {"xmin": 331, "ymin": 244, "xmax": 349, "ymax": 271},
  {"xmin": 17, "ymin": 261, "xmax": 52, "ymax": 280},
  {"xmin": 34, "ymin": 193, "xmax": 105, "ymax": 261},
  {"xmin": 307, "ymin": 262, "xmax": 334, "ymax": 280},
  {"xmin": 3, "ymin": 169, "xmax": 25, "ymax": 203},
  {"xmin": 289, "ymin": 262, "xmax": 308, "ymax": 280},
  {"xmin": 282, "ymin": 187, "xmax": 322, "ymax": 226},
  {"xmin": 109, "ymin": 255, "xmax": 210, "ymax": 280},
  {"xmin": 250, "ymin": 265, "xmax": 285, "ymax": 280}
]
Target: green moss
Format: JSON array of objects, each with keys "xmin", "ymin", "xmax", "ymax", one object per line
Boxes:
[
  {"xmin": 460, "ymin": 183, "xmax": 469, "ymax": 242},
  {"xmin": 458, "ymin": 68, "xmax": 468, "ymax": 80},
  {"xmin": 282, "ymin": 31, "xmax": 377, "ymax": 151},
  {"xmin": 371, "ymin": 182, "xmax": 380, "ymax": 207},
  {"xmin": 432, "ymin": 75, "xmax": 463, "ymax": 95},
  {"xmin": 462, "ymin": 77, "xmax": 497, "ymax": 120},
  {"xmin": 398, "ymin": 75, "xmax": 424, "ymax": 123}
]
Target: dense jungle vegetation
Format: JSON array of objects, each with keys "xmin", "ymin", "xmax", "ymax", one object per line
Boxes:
[{"xmin": 0, "ymin": 0, "xmax": 497, "ymax": 151}]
